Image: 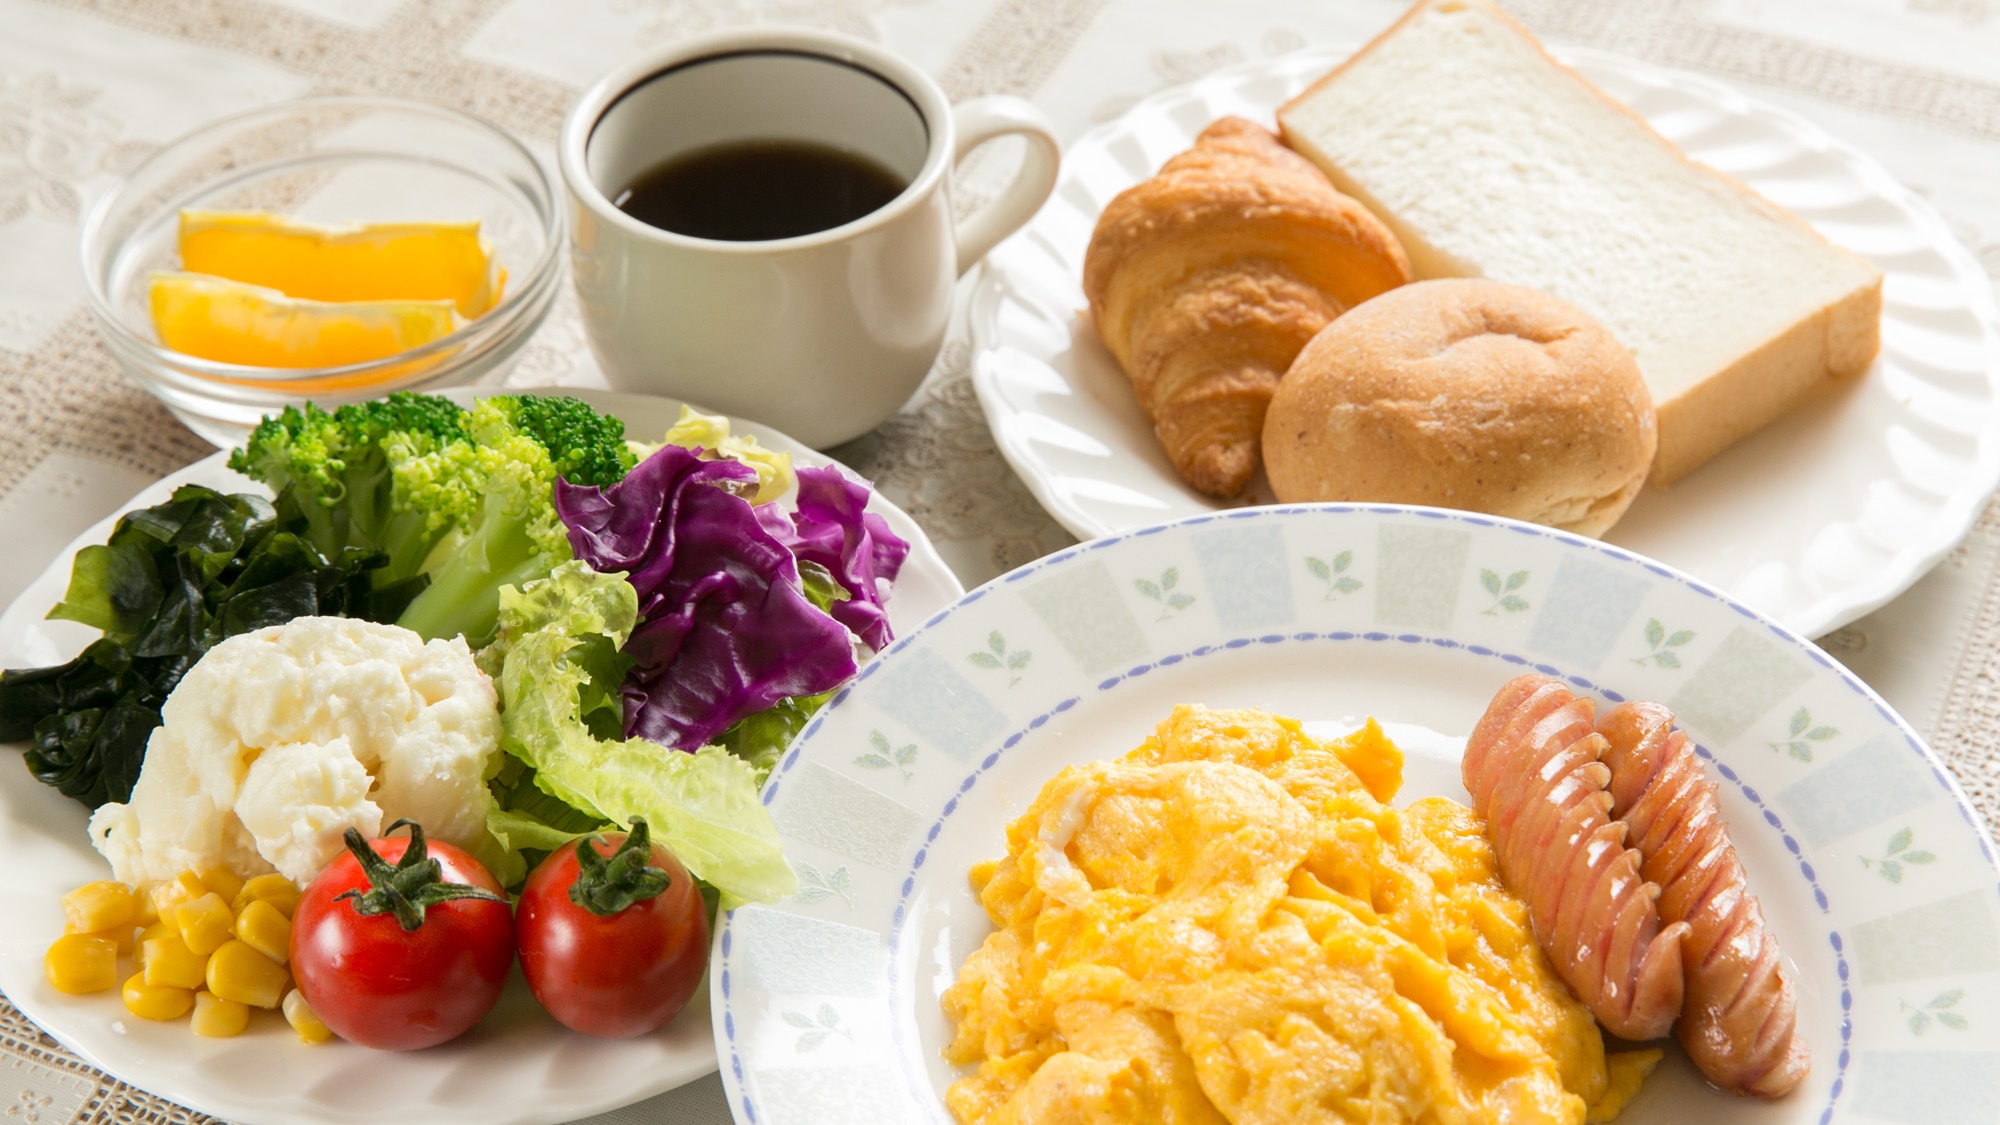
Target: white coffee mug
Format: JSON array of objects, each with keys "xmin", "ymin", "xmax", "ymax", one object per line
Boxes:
[{"xmin": 560, "ymin": 29, "xmax": 1061, "ymax": 448}]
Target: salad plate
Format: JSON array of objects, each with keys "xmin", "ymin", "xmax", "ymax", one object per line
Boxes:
[
  {"xmin": 0, "ymin": 386, "xmax": 963, "ymax": 1125},
  {"xmin": 716, "ymin": 504, "xmax": 2000, "ymax": 1124},
  {"xmin": 966, "ymin": 45, "xmax": 2000, "ymax": 639}
]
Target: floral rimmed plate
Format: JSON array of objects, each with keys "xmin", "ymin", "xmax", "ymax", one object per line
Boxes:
[
  {"xmin": 715, "ymin": 504, "xmax": 2000, "ymax": 1125},
  {"xmin": 0, "ymin": 387, "xmax": 964, "ymax": 1125},
  {"xmin": 966, "ymin": 45, "xmax": 2000, "ymax": 639}
]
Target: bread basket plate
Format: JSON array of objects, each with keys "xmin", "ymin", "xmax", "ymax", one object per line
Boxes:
[
  {"xmin": 966, "ymin": 45, "xmax": 2000, "ymax": 639},
  {"xmin": 714, "ymin": 503, "xmax": 2000, "ymax": 1125},
  {"xmin": 0, "ymin": 387, "xmax": 963, "ymax": 1125}
]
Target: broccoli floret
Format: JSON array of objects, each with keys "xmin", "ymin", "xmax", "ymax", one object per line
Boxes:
[
  {"xmin": 391, "ymin": 394, "xmax": 635, "ymax": 646},
  {"xmin": 477, "ymin": 394, "xmax": 635, "ymax": 487},
  {"xmin": 227, "ymin": 393, "xmax": 469, "ymax": 585},
  {"xmin": 392, "ymin": 423, "xmax": 564, "ymax": 645},
  {"xmin": 229, "ymin": 392, "xmax": 635, "ymax": 649}
]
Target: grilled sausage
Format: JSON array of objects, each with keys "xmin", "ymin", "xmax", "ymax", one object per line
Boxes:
[
  {"xmin": 1463, "ymin": 674, "xmax": 1687, "ymax": 1041},
  {"xmin": 1598, "ymin": 701, "xmax": 1810, "ymax": 1097}
]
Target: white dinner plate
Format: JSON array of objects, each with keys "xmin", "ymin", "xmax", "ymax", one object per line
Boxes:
[
  {"xmin": 0, "ymin": 386, "xmax": 964, "ymax": 1125},
  {"xmin": 967, "ymin": 45, "xmax": 2000, "ymax": 639},
  {"xmin": 716, "ymin": 503, "xmax": 2000, "ymax": 1124}
]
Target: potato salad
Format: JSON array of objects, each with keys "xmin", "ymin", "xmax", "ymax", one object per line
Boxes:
[{"xmin": 88, "ymin": 617, "xmax": 504, "ymax": 886}]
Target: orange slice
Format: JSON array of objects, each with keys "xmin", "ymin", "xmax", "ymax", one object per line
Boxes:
[
  {"xmin": 148, "ymin": 271, "xmax": 460, "ymax": 369},
  {"xmin": 177, "ymin": 210, "xmax": 505, "ymax": 318}
]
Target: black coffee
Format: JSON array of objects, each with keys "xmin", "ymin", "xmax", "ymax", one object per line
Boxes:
[{"xmin": 612, "ymin": 140, "xmax": 906, "ymax": 241}]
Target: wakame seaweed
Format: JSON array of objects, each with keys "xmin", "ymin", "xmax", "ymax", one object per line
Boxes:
[{"xmin": 0, "ymin": 484, "xmax": 410, "ymax": 808}]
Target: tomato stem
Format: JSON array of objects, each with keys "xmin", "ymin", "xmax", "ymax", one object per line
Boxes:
[
  {"xmin": 335, "ymin": 819, "xmax": 508, "ymax": 932},
  {"xmin": 570, "ymin": 817, "xmax": 672, "ymax": 916}
]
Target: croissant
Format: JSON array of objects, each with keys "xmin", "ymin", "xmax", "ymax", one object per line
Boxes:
[{"xmin": 1083, "ymin": 116, "xmax": 1410, "ymax": 497}]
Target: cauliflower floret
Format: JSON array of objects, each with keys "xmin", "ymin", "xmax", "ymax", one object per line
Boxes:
[{"xmin": 88, "ymin": 617, "xmax": 503, "ymax": 886}]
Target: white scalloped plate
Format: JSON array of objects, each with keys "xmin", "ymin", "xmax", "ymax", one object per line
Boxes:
[
  {"xmin": 0, "ymin": 387, "xmax": 963, "ymax": 1125},
  {"xmin": 968, "ymin": 46, "xmax": 2000, "ymax": 639},
  {"xmin": 715, "ymin": 504, "xmax": 2000, "ymax": 1125}
]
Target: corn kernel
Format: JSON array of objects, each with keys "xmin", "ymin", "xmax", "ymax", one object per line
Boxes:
[
  {"xmin": 196, "ymin": 867, "xmax": 244, "ymax": 905},
  {"xmin": 62, "ymin": 881, "xmax": 136, "ymax": 933},
  {"xmin": 133, "ymin": 889, "xmax": 160, "ymax": 927},
  {"xmin": 233, "ymin": 899, "xmax": 291, "ymax": 964},
  {"xmin": 64, "ymin": 921, "xmax": 136, "ymax": 954},
  {"xmin": 190, "ymin": 992, "xmax": 249, "ymax": 1038},
  {"xmin": 134, "ymin": 921, "xmax": 170, "ymax": 966},
  {"xmin": 148, "ymin": 872, "xmax": 204, "ymax": 920},
  {"xmin": 281, "ymin": 989, "xmax": 334, "ymax": 1045},
  {"xmin": 142, "ymin": 931, "xmax": 208, "ymax": 991},
  {"xmin": 232, "ymin": 874, "xmax": 301, "ymax": 918},
  {"xmin": 207, "ymin": 940, "xmax": 288, "ymax": 1009},
  {"xmin": 174, "ymin": 893, "xmax": 234, "ymax": 956},
  {"xmin": 44, "ymin": 934, "xmax": 118, "ymax": 994},
  {"xmin": 121, "ymin": 973, "xmax": 194, "ymax": 1021}
]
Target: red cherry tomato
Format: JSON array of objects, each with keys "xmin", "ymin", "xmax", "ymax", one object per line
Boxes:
[
  {"xmin": 291, "ymin": 820, "xmax": 514, "ymax": 1050},
  {"xmin": 516, "ymin": 820, "xmax": 708, "ymax": 1038}
]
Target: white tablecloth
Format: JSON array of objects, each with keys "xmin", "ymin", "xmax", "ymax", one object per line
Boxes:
[{"xmin": 1, "ymin": 0, "xmax": 1998, "ymax": 1122}]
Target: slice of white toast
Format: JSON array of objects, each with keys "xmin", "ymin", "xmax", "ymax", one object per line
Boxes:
[{"xmin": 1277, "ymin": 0, "xmax": 1883, "ymax": 486}]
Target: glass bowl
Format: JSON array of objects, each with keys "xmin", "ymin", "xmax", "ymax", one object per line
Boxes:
[{"xmin": 81, "ymin": 96, "xmax": 562, "ymax": 446}]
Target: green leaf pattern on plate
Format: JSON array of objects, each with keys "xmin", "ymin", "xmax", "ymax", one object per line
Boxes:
[
  {"xmin": 1304, "ymin": 551, "xmax": 1363, "ymax": 601},
  {"xmin": 793, "ymin": 860, "xmax": 854, "ymax": 907},
  {"xmin": 1902, "ymin": 990, "xmax": 1969, "ymax": 1035},
  {"xmin": 1479, "ymin": 568, "xmax": 1530, "ymax": 616},
  {"xmin": 1133, "ymin": 566, "xmax": 1197, "ymax": 621},
  {"xmin": 854, "ymin": 730, "xmax": 918, "ymax": 782},
  {"xmin": 782, "ymin": 1003, "xmax": 850, "ymax": 1051},
  {"xmin": 967, "ymin": 630, "xmax": 1030, "ymax": 687},
  {"xmin": 1862, "ymin": 826, "xmax": 1937, "ymax": 883},
  {"xmin": 1633, "ymin": 618, "xmax": 1696, "ymax": 668},
  {"xmin": 1769, "ymin": 706, "xmax": 1838, "ymax": 762}
]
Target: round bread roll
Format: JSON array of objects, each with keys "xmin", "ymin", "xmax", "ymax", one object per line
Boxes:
[{"xmin": 1263, "ymin": 279, "xmax": 1656, "ymax": 538}]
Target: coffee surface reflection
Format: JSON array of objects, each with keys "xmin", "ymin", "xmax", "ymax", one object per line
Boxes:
[{"xmin": 611, "ymin": 140, "xmax": 906, "ymax": 241}]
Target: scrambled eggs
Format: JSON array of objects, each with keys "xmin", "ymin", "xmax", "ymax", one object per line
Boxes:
[{"xmin": 941, "ymin": 706, "xmax": 1655, "ymax": 1124}]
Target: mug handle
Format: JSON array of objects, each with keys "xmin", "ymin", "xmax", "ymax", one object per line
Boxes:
[{"xmin": 950, "ymin": 96, "xmax": 1061, "ymax": 277}]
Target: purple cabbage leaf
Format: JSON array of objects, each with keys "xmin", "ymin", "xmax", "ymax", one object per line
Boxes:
[
  {"xmin": 554, "ymin": 445, "xmax": 857, "ymax": 751},
  {"xmin": 754, "ymin": 465, "xmax": 910, "ymax": 653}
]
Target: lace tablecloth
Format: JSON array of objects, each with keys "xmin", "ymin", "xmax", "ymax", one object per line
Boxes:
[{"xmin": 2, "ymin": 0, "xmax": 1998, "ymax": 1122}]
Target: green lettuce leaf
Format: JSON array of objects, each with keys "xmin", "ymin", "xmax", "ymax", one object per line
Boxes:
[
  {"xmin": 717, "ymin": 689, "xmax": 834, "ymax": 777},
  {"xmin": 491, "ymin": 560, "xmax": 797, "ymax": 907},
  {"xmin": 481, "ymin": 753, "xmax": 610, "ymax": 882},
  {"xmin": 488, "ymin": 807, "xmax": 600, "ymax": 855},
  {"xmin": 795, "ymin": 560, "xmax": 852, "ymax": 616}
]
